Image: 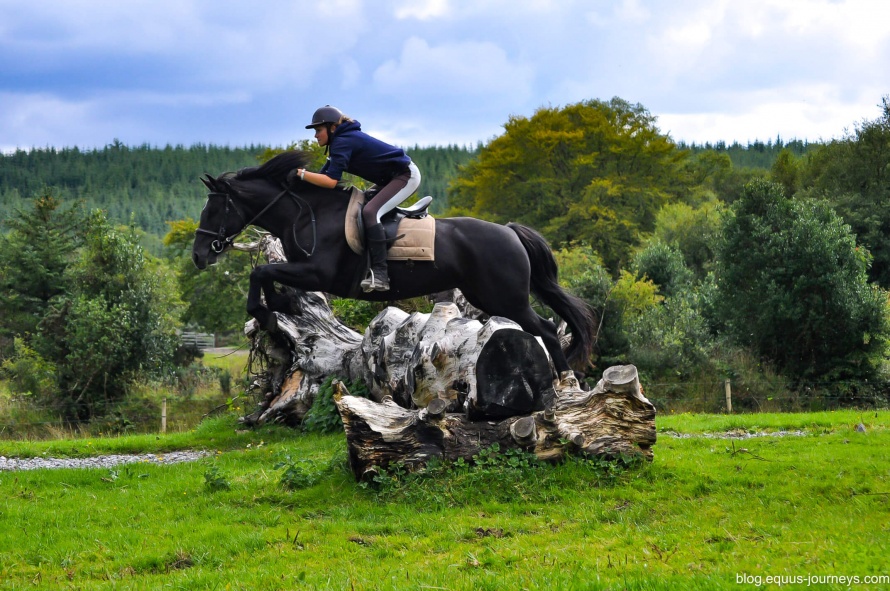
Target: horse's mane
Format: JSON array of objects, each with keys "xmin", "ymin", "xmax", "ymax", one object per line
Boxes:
[{"xmin": 233, "ymin": 150, "xmax": 312, "ymax": 186}]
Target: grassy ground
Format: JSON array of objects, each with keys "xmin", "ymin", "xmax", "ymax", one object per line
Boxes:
[{"xmin": 0, "ymin": 410, "xmax": 888, "ymax": 590}]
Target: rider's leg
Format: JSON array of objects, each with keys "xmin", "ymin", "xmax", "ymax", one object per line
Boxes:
[
  {"xmin": 361, "ymin": 163, "xmax": 421, "ymax": 292},
  {"xmin": 362, "ymin": 223, "xmax": 390, "ymax": 291}
]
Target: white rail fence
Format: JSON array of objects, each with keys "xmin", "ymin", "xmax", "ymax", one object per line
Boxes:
[{"xmin": 180, "ymin": 331, "xmax": 216, "ymax": 350}]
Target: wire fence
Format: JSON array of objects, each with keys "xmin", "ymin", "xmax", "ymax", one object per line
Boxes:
[
  {"xmin": 0, "ymin": 393, "xmax": 236, "ymax": 439},
  {"xmin": 1, "ymin": 377, "xmax": 887, "ymax": 439},
  {"xmin": 642, "ymin": 377, "xmax": 888, "ymax": 414}
]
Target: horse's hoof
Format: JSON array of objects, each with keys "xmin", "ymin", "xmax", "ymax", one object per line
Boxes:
[{"xmin": 267, "ymin": 294, "xmax": 293, "ymax": 315}]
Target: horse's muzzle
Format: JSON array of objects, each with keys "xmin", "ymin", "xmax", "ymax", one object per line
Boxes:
[{"xmin": 192, "ymin": 251, "xmax": 208, "ymax": 270}]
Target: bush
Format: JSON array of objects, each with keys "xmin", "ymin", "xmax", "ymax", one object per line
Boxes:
[
  {"xmin": 715, "ymin": 179, "xmax": 890, "ymax": 382},
  {"xmin": 631, "ymin": 241, "xmax": 693, "ymax": 297},
  {"xmin": 2, "ymin": 208, "xmax": 183, "ymax": 421},
  {"xmin": 0, "ymin": 337, "xmax": 57, "ymax": 399},
  {"xmin": 626, "ymin": 288, "xmax": 712, "ymax": 380},
  {"xmin": 330, "ymin": 298, "xmax": 386, "ymax": 331},
  {"xmin": 302, "ymin": 376, "xmax": 369, "ymax": 434}
]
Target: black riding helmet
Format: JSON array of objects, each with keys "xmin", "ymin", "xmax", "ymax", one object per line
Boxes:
[{"xmin": 306, "ymin": 105, "xmax": 344, "ymax": 129}]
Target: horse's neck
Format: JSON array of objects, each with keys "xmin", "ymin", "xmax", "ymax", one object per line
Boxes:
[{"xmin": 243, "ymin": 185, "xmax": 349, "ymax": 247}]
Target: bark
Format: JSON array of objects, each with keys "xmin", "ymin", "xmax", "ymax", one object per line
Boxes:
[
  {"xmin": 335, "ymin": 364, "xmax": 656, "ymax": 480},
  {"xmin": 235, "ymin": 234, "xmax": 364, "ymax": 425}
]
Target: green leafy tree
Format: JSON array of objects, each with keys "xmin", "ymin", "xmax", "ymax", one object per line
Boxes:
[
  {"xmin": 800, "ymin": 96, "xmax": 890, "ymax": 286},
  {"xmin": 770, "ymin": 148, "xmax": 801, "ymax": 197},
  {"xmin": 553, "ymin": 244, "xmax": 662, "ymax": 366},
  {"xmin": 447, "ymin": 98, "xmax": 691, "ymax": 272},
  {"xmin": 625, "ymin": 286, "xmax": 713, "ymax": 382},
  {"xmin": 0, "ymin": 192, "xmax": 85, "ymax": 353},
  {"xmin": 680, "ymin": 147, "xmax": 771, "ymax": 204},
  {"xmin": 631, "ymin": 241, "xmax": 693, "ymax": 298},
  {"xmin": 15, "ymin": 211, "xmax": 183, "ymax": 419},
  {"xmin": 649, "ymin": 201, "xmax": 723, "ymax": 279},
  {"xmin": 715, "ymin": 179, "xmax": 889, "ymax": 381}
]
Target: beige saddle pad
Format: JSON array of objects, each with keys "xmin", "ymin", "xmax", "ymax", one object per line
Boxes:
[{"xmin": 345, "ymin": 187, "xmax": 436, "ymax": 261}]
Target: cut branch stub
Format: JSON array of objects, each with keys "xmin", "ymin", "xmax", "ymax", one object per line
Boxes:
[
  {"xmin": 405, "ymin": 313, "xmax": 554, "ymax": 419},
  {"xmin": 468, "ymin": 317, "xmax": 553, "ymax": 420},
  {"xmin": 371, "ymin": 311, "xmax": 430, "ymax": 407},
  {"xmin": 407, "ymin": 316, "xmax": 483, "ymax": 409}
]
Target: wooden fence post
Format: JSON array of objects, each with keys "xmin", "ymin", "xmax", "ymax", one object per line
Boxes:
[
  {"xmin": 724, "ymin": 379, "xmax": 732, "ymax": 413},
  {"xmin": 161, "ymin": 398, "xmax": 167, "ymax": 434}
]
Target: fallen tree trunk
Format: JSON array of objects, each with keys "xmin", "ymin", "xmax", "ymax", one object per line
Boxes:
[
  {"xmin": 366, "ymin": 303, "xmax": 554, "ymax": 418},
  {"xmin": 335, "ymin": 364, "xmax": 656, "ymax": 480}
]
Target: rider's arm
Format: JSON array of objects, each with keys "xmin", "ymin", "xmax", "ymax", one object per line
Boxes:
[{"xmin": 296, "ymin": 168, "xmax": 338, "ymax": 189}]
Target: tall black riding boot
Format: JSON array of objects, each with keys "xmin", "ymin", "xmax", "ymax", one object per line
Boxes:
[{"xmin": 361, "ymin": 224, "xmax": 390, "ymax": 292}]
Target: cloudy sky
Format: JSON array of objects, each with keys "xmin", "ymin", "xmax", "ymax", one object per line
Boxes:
[{"xmin": 2, "ymin": 0, "xmax": 888, "ymax": 153}]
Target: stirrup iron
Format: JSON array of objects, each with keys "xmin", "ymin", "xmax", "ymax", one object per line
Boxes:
[{"xmin": 361, "ymin": 269, "xmax": 390, "ymax": 292}]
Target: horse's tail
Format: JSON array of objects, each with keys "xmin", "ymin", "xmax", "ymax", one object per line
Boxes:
[{"xmin": 507, "ymin": 222, "xmax": 597, "ymax": 370}]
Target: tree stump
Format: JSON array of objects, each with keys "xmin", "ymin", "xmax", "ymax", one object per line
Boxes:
[{"xmin": 234, "ymin": 234, "xmax": 365, "ymax": 425}]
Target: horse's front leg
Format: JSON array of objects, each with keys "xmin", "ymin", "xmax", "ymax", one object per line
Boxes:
[
  {"xmin": 247, "ymin": 263, "xmax": 315, "ymax": 331},
  {"xmin": 246, "ymin": 266, "xmax": 279, "ymax": 332}
]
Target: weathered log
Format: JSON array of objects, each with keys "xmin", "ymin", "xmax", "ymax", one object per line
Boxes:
[
  {"xmin": 241, "ymin": 283, "xmax": 561, "ymax": 425},
  {"xmin": 335, "ymin": 364, "xmax": 656, "ymax": 480},
  {"xmin": 365, "ymin": 308, "xmax": 432, "ymax": 407},
  {"xmin": 239, "ymin": 289, "xmax": 366, "ymax": 425},
  {"xmin": 357, "ymin": 300, "xmax": 556, "ymax": 417}
]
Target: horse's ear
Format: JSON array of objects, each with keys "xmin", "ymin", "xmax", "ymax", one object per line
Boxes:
[{"xmin": 201, "ymin": 174, "xmax": 214, "ymax": 191}]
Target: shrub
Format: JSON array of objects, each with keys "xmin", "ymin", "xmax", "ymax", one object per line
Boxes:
[
  {"xmin": 0, "ymin": 337, "xmax": 57, "ymax": 399},
  {"xmin": 302, "ymin": 376, "xmax": 369, "ymax": 434},
  {"xmin": 715, "ymin": 179, "xmax": 890, "ymax": 382}
]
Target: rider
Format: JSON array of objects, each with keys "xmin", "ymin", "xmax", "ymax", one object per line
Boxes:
[{"xmin": 294, "ymin": 105, "xmax": 421, "ymax": 292}]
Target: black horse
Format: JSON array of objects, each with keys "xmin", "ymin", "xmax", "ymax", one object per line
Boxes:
[{"xmin": 192, "ymin": 151, "xmax": 595, "ymax": 377}]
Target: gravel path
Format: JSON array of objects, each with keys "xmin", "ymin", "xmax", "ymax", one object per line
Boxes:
[
  {"xmin": 660, "ymin": 429, "xmax": 810, "ymax": 439},
  {"xmin": 0, "ymin": 450, "xmax": 211, "ymax": 471}
]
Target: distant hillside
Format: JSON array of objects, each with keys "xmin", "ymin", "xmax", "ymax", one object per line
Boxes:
[
  {"xmin": 1, "ymin": 138, "xmax": 808, "ymax": 251},
  {"xmin": 0, "ymin": 142, "xmax": 265, "ymax": 238},
  {"xmin": 0, "ymin": 142, "xmax": 479, "ymax": 244}
]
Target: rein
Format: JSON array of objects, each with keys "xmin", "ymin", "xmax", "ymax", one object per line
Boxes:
[{"xmin": 196, "ymin": 184, "xmax": 317, "ymax": 257}]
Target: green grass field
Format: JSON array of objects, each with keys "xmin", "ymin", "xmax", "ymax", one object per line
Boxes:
[{"xmin": 0, "ymin": 410, "xmax": 887, "ymax": 590}]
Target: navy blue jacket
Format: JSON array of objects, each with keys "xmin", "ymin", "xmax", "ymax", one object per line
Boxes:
[{"xmin": 320, "ymin": 120, "xmax": 411, "ymax": 186}]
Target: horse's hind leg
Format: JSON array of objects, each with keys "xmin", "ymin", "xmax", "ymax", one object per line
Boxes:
[{"xmin": 464, "ymin": 289, "xmax": 571, "ymax": 376}]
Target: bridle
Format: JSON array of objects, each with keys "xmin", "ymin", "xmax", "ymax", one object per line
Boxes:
[
  {"xmin": 195, "ymin": 191, "xmax": 248, "ymax": 253},
  {"xmin": 195, "ymin": 183, "xmax": 317, "ymax": 257}
]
